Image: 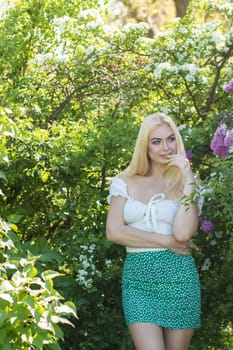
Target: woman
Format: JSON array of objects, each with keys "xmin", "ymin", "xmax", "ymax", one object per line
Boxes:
[{"xmin": 106, "ymin": 112, "xmax": 201, "ymax": 350}]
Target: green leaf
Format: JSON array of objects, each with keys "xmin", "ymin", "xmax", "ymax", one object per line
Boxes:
[
  {"xmin": 3, "ymin": 344, "xmax": 13, "ymax": 350},
  {"xmin": 51, "ymin": 315, "xmax": 74, "ymax": 327},
  {"xmin": 0, "ymin": 171, "xmax": 7, "ymax": 182},
  {"xmin": 6, "ymin": 214, "xmax": 23, "ymax": 224},
  {"xmin": 0, "ymin": 312, "xmax": 9, "ymax": 327},
  {"xmin": 42, "ymin": 270, "xmax": 61, "ymax": 280},
  {"xmin": 23, "ymin": 264, "xmax": 38, "ymax": 278},
  {"xmin": 46, "ymin": 342, "xmax": 61, "ymax": 350},
  {"xmin": 54, "ymin": 302, "xmax": 77, "ymax": 318},
  {"xmin": 11, "ymin": 271, "xmax": 25, "ymax": 287},
  {"xmin": 32, "ymin": 334, "xmax": 44, "ymax": 348},
  {"xmin": 53, "ymin": 323, "xmax": 64, "ymax": 340},
  {"xmin": 38, "ymin": 318, "xmax": 54, "ymax": 332},
  {"xmin": 0, "ymin": 293, "xmax": 14, "ymax": 304},
  {"xmin": 0, "ymin": 280, "xmax": 15, "ymax": 292}
]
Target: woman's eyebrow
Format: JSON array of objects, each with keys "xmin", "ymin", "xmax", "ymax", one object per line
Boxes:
[{"xmin": 150, "ymin": 133, "xmax": 175, "ymax": 141}]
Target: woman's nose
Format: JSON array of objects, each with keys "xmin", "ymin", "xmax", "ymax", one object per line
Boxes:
[{"xmin": 162, "ymin": 141, "xmax": 169, "ymax": 150}]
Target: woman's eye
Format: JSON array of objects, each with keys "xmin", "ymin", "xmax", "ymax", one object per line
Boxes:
[{"xmin": 168, "ymin": 137, "xmax": 176, "ymax": 142}]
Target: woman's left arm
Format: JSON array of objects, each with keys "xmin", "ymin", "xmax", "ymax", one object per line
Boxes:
[{"xmin": 168, "ymin": 155, "xmax": 199, "ymax": 242}]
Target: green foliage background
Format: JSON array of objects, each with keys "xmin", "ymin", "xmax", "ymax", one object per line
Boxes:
[{"xmin": 0, "ymin": 0, "xmax": 232, "ymax": 349}]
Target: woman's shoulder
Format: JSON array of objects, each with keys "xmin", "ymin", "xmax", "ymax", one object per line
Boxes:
[
  {"xmin": 118, "ymin": 174, "xmax": 146, "ymax": 193},
  {"xmin": 107, "ymin": 174, "xmax": 130, "ymax": 203},
  {"xmin": 119, "ymin": 173, "xmax": 142, "ymax": 184},
  {"xmin": 108, "ymin": 173, "xmax": 141, "ymax": 197},
  {"xmin": 116, "ymin": 172, "xmax": 138, "ymax": 182}
]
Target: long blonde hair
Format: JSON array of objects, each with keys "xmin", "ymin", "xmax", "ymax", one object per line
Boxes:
[{"xmin": 123, "ymin": 112, "xmax": 186, "ymax": 196}]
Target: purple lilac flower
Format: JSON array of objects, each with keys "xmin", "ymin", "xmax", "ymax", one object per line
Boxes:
[
  {"xmin": 210, "ymin": 123, "xmax": 229, "ymax": 157},
  {"xmin": 201, "ymin": 219, "xmax": 215, "ymax": 234},
  {"xmin": 224, "ymin": 129, "xmax": 233, "ymax": 149},
  {"xmin": 224, "ymin": 79, "xmax": 233, "ymax": 93},
  {"xmin": 185, "ymin": 149, "xmax": 193, "ymax": 160}
]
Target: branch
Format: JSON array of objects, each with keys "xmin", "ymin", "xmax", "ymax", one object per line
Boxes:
[
  {"xmin": 180, "ymin": 73, "xmax": 203, "ymax": 119},
  {"xmin": 49, "ymin": 81, "xmax": 91, "ymax": 121},
  {"xmin": 203, "ymin": 46, "xmax": 233, "ymax": 115},
  {"xmin": 173, "ymin": 0, "xmax": 190, "ymax": 18}
]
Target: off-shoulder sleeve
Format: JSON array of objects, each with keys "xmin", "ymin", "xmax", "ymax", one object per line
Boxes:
[{"xmin": 107, "ymin": 177, "xmax": 129, "ymax": 204}]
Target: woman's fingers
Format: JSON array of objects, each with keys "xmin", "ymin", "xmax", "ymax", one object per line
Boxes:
[
  {"xmin": 188, "ymin": 241, "xmax": 198, "ymax": 249},
  {"xmin": 167, "ymin": 154, "xmax": 191, "ymax": 176},
  {"xmin": 170, "ymin": 247, "xmax": 190, "ymax": 255},
  {"xmin": 169, "ymin": 236, "xmax": 197, "ymax": 255}
]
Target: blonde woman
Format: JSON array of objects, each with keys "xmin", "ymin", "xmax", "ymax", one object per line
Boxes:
[{"xmin": 106, "ymin": 112, "xmax": 201, "ymax": 350}]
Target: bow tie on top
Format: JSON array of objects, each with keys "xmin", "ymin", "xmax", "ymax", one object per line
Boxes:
[{"xmin": 145, "ymin": 193, "xmax": 166, "ymax": 232}]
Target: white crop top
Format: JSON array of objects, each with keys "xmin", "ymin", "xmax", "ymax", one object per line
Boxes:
[{"xmin": 107, "ymin": 177, "xmax": 180, "ymax": 253}]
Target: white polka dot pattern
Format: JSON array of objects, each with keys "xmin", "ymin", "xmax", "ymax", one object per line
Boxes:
[{"xmin": 122, "ymin": 250, "xmax": 201, "ymax": 330}]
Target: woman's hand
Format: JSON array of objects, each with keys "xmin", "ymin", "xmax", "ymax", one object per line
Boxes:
[
  {"xmin": 165, "ymin": 235, "xmax": 197, "ymax": 255},
  {"xmin": 168, "ymin": 154, "xmax": 192, "ymax": 178}
]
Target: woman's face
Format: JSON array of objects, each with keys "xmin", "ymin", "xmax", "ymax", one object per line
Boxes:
[{"xmin": 147, "ymin": 123, "xmax": 177, "ymax": 165}]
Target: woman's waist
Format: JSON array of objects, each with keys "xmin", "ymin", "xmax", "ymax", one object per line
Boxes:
[
  {"xmin": 128, "ymin": 221, "xmax": 172, "ymax": 235},
  {"xmin": 126, "ymin": 247, "xmax": 168, "ymax": 253}
]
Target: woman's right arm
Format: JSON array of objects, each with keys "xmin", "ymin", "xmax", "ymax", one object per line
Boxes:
[{"xmin": 106, "ymin": 196, "xmax": 194, "ymax": 254}]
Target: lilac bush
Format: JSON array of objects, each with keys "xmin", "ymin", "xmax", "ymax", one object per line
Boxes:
[
  {"xmin": 185, "ymin": 149, "xmax": 193, "ymax": 160},
  {"xmin": 210, "ymin": 123, "xmax": 233, "ymax": 157},
  {"xmin": 224, "ymin": 129, "xmax": 233, "ymax": 149},
  {"xmin": 224, "ymin": 79, "xmax": 233, "ymax": 93},
  {"xmin": 200, "ymin": 219, "xmax": 215, "ymax": 234}
]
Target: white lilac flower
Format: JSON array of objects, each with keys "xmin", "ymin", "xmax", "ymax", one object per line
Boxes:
[
  {"xmin": 103, "ymin": 24, "xmax": 118, "ymax": 35},
  {"xmin": 159, "ymin": 106, "xmax": 171, "ymax": 115},
  {"xmin": 211, "ymin": 32, "xmax": 226, "ymax": 51},
  {"xmin": 108, "ymin": 0, "xmax": 127, "ymax": 17},
  {"xmin": 181, "ymin": 63, "xmax": 200, "ymax": 73},
  {"xmin": 98, "ymin": 0, "xmax": 105, "ymax": 9},
  {"xmin": 187, "ymin": 38, "xmax": 194, "ymax": 45},
  {"xmin": 76, "ymin": 244, "xmax": 101, "ymax": 289},
  {"xmin": 79, "ymin": 254, "xmax": 86, "ymax": 262},
  {"xmin": 80, "ymin": 245, "xmax": 88, "ymax": 250},
  {"xmin": 89, "ymin": 243, "xmax": 96, "ymax": 251},
  {"xmin": 144, "ymin": 64, "xmax": 152, "ymax": 73},
  {"xmin": 153, "ymin": 62, "xmax": 171, "ymax": 79},
  {"xmin": 214, "ymin": 231, "xmax": 223, "ymax": 238},
  {"xmin": 85, "ymin": 46, "xmax": 96, "ymax": 57},
  {"xmin": 86, "ymin": 21, "xmax": 100, "ymax": 30},
  {"xmin": 210, "ymin": 239, "xmax": 217, "ymax": 246},
  {"xmin": 30, "ymin": 53, "xmax": 53, "ymax": 66},
  {"xmin": 201, "ymin": 258, "xmax": 211, "ymax": 271},
  {"xmin": 124, "ymin": 22, "xmax": 149, "ymax": 33},
  {"xmin": 82, "ymin": 261, "xmax": 91, "ymax": 269},
  {"xmin": 105, "ymin": 259, "xmax": 112, "ymax": 267},
  {"xmin": 0, "ymin": 0, "xmax": 14, "ymax": 19},
  {"xmin": 185, "ymin": 73, "xmax": 196, "ymax": 82},
  {"xmin": 78, "ymin": 9, "xmax": 102, "ymax": 20},
  {"xmin": 54, "ymin": 45, "xmax": 69, "ymax": 63},
  {"xmin": 210, "ymin": 3, "xmax": 233, "ymax": 18},
  {"xmin": 177, "ymin": 124, "xmax": 186, "ymax": 131},
  {"xmin": 179, "ymin": 27, "xmax": 188, "ymax": 35},
  {"xmin": 33, "ymin": 105, "xmax": 41, "ymax": 114}
]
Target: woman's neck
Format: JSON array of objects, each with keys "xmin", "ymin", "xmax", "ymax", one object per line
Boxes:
[{"xmin": 146, "ymin": 163, "xmax": 167, "ymax": 179}]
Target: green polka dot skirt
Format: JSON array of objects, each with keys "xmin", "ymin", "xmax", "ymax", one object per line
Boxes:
[{"xmin": 122, "ymin": 250, "xmax": 201, "ymax": 330}]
